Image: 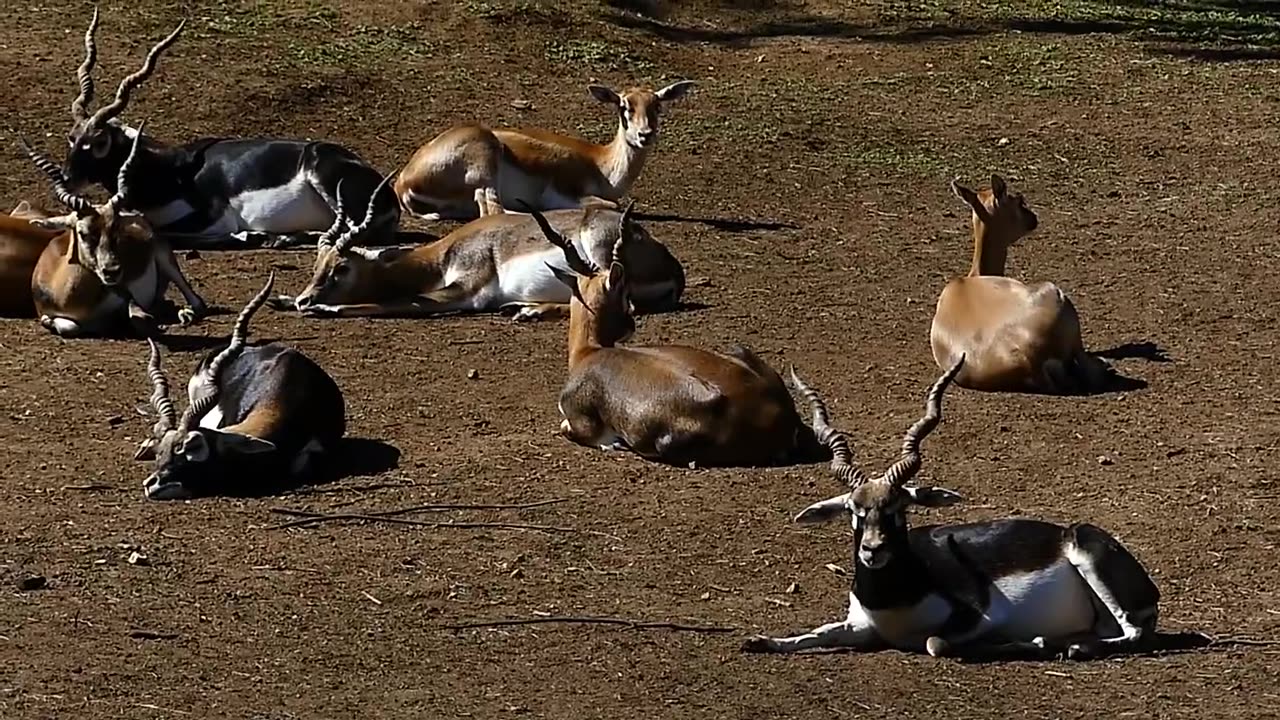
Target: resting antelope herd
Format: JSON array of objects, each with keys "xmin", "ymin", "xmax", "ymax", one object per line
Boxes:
[{"xmin": 1, "ymin": 6, "xmax": 1199, "ymax": 666}]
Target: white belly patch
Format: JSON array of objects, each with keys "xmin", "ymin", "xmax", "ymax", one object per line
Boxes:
[
  {"xmin": 863, "ymin": 593, "xmax": 952, "ymax": 649},
  {"xmin": 229, "ymin": 175, "xmax": 333, "ymax": 233},
  {"xmin": 496, "ymin": 249, "xmax": 573, "ymax": 306},
  {"xmin": 988, "ymin": 561, "xmax": 1096, "ymax": 640}
]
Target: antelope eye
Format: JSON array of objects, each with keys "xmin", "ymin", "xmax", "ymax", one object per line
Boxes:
[
  {"xmin": 90, "ymin": 135, "xmax": 111, "ymax": 157},
  {"xmin": 332, "ymin": 264, "xmax": 350, "ymax": 278}
]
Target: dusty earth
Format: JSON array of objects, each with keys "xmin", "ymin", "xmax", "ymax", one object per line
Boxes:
[{"xmin": 2, "ymin": 1, "xmax": 1279, "ymax": 718}]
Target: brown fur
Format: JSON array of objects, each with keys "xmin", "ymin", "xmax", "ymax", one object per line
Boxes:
[
  {"xmin": 393, "ymin": 82, "xmax": 695, "ymax": 219},
  {"xmin": 929, "ymin": 175, "xmax": 1112, "ymax": 394},
  {"xmin": 0, "ymin": 206, "xmax": 60, "ymax": 317},
  {"xmin": 549, "ymin": 226, "xmax": 810, "ymax": 467}
]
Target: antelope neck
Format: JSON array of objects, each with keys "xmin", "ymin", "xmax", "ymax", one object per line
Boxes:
[
  {"xmin": 602, "ymin": 122, "xmax": 649, "ymax": 196},
  {"xmin": 967, "ymin": 221, "xmax": 1013, "ymax": 277}
]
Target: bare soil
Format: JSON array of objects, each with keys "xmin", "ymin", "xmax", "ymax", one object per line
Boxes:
[{"xmin": 1, "ymin": 1, "xmax": 1278, "ymax": 718}]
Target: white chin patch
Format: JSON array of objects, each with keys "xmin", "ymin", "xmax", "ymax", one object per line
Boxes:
[{"xmin": 144, "ymin": 479, "xmax": 192, "ymax": 501}]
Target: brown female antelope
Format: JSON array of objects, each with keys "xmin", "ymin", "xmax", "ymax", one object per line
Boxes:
[
  {"xmin": 742, "ymin": 356, "xmax": 1163, "ymax": 661},
  {"xmin": 61, "ymin": 9, "xmax": 399, "ymax": 249},
  {"xmin": 0, "ymin": 204, "xmax": 60, "ymax": 317},
  {"xmin": 134, "ymin": 273, "xmax": 347, "ymax": 500},
  {"xmin": 393, "ymin": 81, "xmax": 695, "ymax": 220},
  {"xmin": 19, "ymin": 130, "xmax": 208, "ymax": 338},
  {"xmin": 930, "ymin": 175, "xmax": 1114, "ymax": 394},
  {"xmin": 280, "ymin": 190, "xmax": 684, "ymax": 321},
  {"xmin": 527, "ymin": 208, "xmax": 826, "ymax": 467}
]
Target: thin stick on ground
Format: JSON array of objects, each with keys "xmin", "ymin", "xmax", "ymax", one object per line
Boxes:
[
  {"xmin": 442, "ymin": 616, "xmax": 736, "ymax": 633},
  {"xmin": 268, "ymin": 497, "xmax": 570, "ymax": 520},
  {"xmin": 267, "ymin": 510, "xmax": 575, "ymax": 533}
]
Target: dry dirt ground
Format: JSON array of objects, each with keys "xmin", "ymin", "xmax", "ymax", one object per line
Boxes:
[{"xmin": 2, "ymin": 1, "xmax": 1279, "ymax": 718}]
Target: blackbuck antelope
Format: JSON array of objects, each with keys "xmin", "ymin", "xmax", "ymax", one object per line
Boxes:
[
  {"xmin": 930, "ymin": 175, "xmax": 1114, "ymax": 394},
  {"xmin": 0, "ymin": 203, "xmax": 61, "ymax": 317},
  {"xmin": 743, "ymin": 356, "xmax": 1162, "ymax": 661},
  {"xmin": 528, "ymin": 208, "xmax": 826, "ymax": 467},
  {"xmin": 19, "ymin": 131, "xmax": 208, "ymax": 338},
  {"xmin": 134, "ymin": 273, "xmax": 347, "ymax": 500},
  {"xmin": 61, "ymin": 8, "xmax": 399, "ymax": 249},
  {"xmin": 394, "ymin": 81, "xmax": 695, "ymax": 220},
  {"xmin": 279, "ymin": 192, "xmax": 684, "ymax": 321}
]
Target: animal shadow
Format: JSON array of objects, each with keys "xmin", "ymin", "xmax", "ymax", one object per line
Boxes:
[
  {"xmin": 220, "ymin": 438, "xmax": 402, "ymax": 498},
  {"xmin": 1096, "ymin": 341, "xmax": 1171, "ymax": 364},
  {"xmin": 950, "ymin": 631, "xmax": 1213, "ymax": 665},
  {"xmin": 632, "ymin": 211, "xmax": 799, "ymax": 233}
]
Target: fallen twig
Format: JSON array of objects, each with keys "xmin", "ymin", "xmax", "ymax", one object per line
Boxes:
[
  {"xmin": 128, "ymin": 629, "xmax": 179, "ymax": 640},
  {"xmin": 62, "ymin": 484, "xmax": 111, "ymax": 491},
  {"xmin": 268, "ymin": 510, "xmax": 574, "ymax": 533},
  {"xmin": 1207, "ymin": 635, "xmax": 1280, "ymax": 648},
  {"xmin": 269, "ymin": 497, "xmax": 569, "ymax": 521},
  {"xmin": 442, "ymin": 616, "xmax": 736, "ymax": 633}
]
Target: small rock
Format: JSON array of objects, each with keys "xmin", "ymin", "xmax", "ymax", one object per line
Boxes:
[
  {"xmin": 466, "ymin": 369, "xmax": 479, "ymax": 380},
  {"xmin": 510, "ymin": 99, "xmax": 534, "ymax": 110},
  {"xmin": 127, "ymin": 552, "xmax": 150, "ymax": 566},
  {"xmin": 1097, "ymin": 455, "xmax": 1114, "ymax": 466},
  {"xmin": 509, "ymin": 568, "xmax": 523, "ymax": 579},
  {"xmin": 19, "ymin": 575, "xmax": 47, "ymax": 591},
  {"xmin": 786, "ymin": 582, "xmax": 800, "ymax": 594},
  {"xmin": 996, "ymin": 137, "xmax": 1012, "ymax": 147},
  {"xmin": 699, "ymin": 591, "xmax": 711, "ymax": 601}
]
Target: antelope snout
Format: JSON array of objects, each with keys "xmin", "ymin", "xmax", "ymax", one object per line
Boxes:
[
  {"xmin": 636, "ymin": 129, "xmax": 657, "ymax": 146},
  {"xmin": 294, "ymin": 293, "xmax": 316, "ymax": 312},
  {"xmin": 858, "ymin": 544, "xmax": 889, "ymax": 570},
  {"xmin": 142, "ymin": 473, "xmax": 191, "ymax": 501},
  {"xmin": 99, "ymin": 266, "xmax": 124, "ymax": 285}
]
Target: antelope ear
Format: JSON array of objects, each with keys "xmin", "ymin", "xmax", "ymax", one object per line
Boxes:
[
  {"xmin": 604, "ymin": 261, "xmax": 626, "ymax": 293},
  {"xmin": 793, "ymin": 494, "xmax": 850, "ymax": 525},
  {"xmin": 655, "ymin": 80, "xmax": 696, "ymax": 103},
  {"xmin": 949, "ymin": 180, "xmax": 989, "ymax": 221},
  {"xmin": 905, "ymin": 486, "xmax": 963, "ymax": 508},
  {"xmin": 588, "ymin": 85, "xmax": 620, "ymax": 105},
  {"xmin": 990, "ymin": 174, "xmax": 1009, "ymax": 200},
  {"xmin": 133, "ymin": 438, "xmax": 158, "ymax": 461},
  {"xmin": 29, "ymin": 213, "xmax": 77, "ymax": 231},
  {"xmin": 546, "ymin": 262, "xmax": 580, "ymax": 290},
  {"xmin": 211, "ymin": 431, "xmax": 276, "ymax": 456}
]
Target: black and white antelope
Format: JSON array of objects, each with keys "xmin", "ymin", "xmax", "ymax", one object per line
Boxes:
[
  {"xmin": 19, "ymin": 130, "xmax": 208, "ymax": 337},
  {"xmin": 62, "ymin": 8, "xmax": 400, "ymax": 249},
  {"xmin": 134, "ymin": 273, "xmax": 347, "ymax": 500},
  {"xmin": 278, "ymin": 190, "xmax": 684, "ymax": 321},
  {"xmin": 743, "ymin": 356, "xmax": 1162, "ymax": 660}
]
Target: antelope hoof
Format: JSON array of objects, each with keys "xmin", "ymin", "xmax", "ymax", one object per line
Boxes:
[
  {"xmin": 925, "ymin": 636, "xmax": 952, "ymax": 658},
  {"xmin": 740, "ymin": 635, "xmax": 776, "ymax": 654},
  {"xmin": 177, "ymin": 306, "xmax": 202, "ymax": 326},
  {"xmin": 1066, "ymin": 642, "xmax": 1097, "ymax": 661},
  {"xmin": 301, "ymin": 304, "xmax": 341, "ymax": 318}
]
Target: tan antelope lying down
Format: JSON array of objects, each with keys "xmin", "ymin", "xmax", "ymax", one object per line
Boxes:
[
  {"xmin": 527, "ymin": 208, "xmax": 828, "ymax": 468},
  {"xmin": 134, "ymin": 273, "xmax": 346, "ymax": 500},
  {"xmin": 0, "ymin": 203, "xmax": 61, "ymax": 317},
  {"xmin": 930, "ymin": 175, "xmax": 1114, "ymax": 394},
  {"xmin": 393, "ymin": 81, "xmax": 695, "ymax": 219},
  {"xmin": 743, "ymin": 356, "xmax": 1163, "ymax": 661},
  {"xmin": 278, "ymin": 189, "xmax": 684, "ymax": 322},
  {"xmin": 18, "ymin": 130, "xmax": 207, "ymax": 338}
]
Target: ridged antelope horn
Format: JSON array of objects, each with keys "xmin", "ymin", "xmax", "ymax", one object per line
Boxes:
[
  {"xmin": 107, "ymin": 120, "xmax": 145, "ymax": 211},
  {"xmin": 145, "ymin": 338, "xmax": 177, "ymax": 436},
  {"xmin": 71, "ymin": 7, "xmax": 100, "ymax": 122},
  {"xmin": 17, "ymin": 136, "xmax": 94, "ymax": 214},
  {"xmin": 610, "ymin": 199, "xmax": 636, "ymax": 266},
  {"xmin": 179, "ymin": 272, "xmax": 274, "ymax": 430},
  {"xmin": 788, "ymin": 367, "xmax": 868, "ymax": 489},
  {"xmin": 317, "ymin": 180, "xmax": 348, "ymax": 251},
  {"xmin": 87, "ymin": 20, "xmax": 185, "ymax": 127},
  {"xmin": 333, "ymin": 173, "xmax": 394, "ymax": 254},
  {"xmin": 518, "ymin": 201, "xmax": 598, "ymax": 276},
  {"xmin": 882, "ymin": 355, "xmax": 965, "ymax": 488}
]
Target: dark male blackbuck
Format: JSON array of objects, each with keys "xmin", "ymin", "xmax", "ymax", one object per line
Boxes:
[
  {"xmin": 278, "ymin": 189, "xmax": 684, "ymax": 321},
  {"xmin": 930, "ymin": 175, "xmax": 1114, "ymax": 393},
  {"xmin": 62, "ymin": 8, "xmax": 399, "ymax": 249},
  {"xmin": 394, "ymin": 81, "xmax": 695, "ymax": 220},
  {"xmin": 134, "ymin": 273, "xmax": 346, "ymax": 500},
  {"xmin": 742, "ymin": 356, "xmax": 1162, "ymax": 660},
  {"xmin": 527, "ymin": 207, "xmax": 827, "ymax": 467},
  {"xmin": 19, "ymin": 129, "xmax": 207, "ymax": 337}
]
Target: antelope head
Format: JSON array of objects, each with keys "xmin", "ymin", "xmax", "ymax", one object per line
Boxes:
[
  {"xmin": 19, "ymin": 127, "xmax": 152, "ymax": 287},
  {"xmin": 793, "ymin": 356, "xmax": 967, "ymax": 570},
  {"xmin": 295, "ymin": 175, "xmax": 396, "ymax": 311},
  {"xmin": 63, "ymin": 7, "xmax": 184, "ymax": 191},
  {"xmin": 951, "ymin": 174, "xmax": 1039, "ymax": 244},
  {"xmin": 588, "ymin": 81, "xmax": 695, "ymax": 149},
  {"xmin": 133, "ymin": 274, "xmax": 278, "ymax": 500},
  {"xmin": 525, "ymin": 201, "xmax": 637, "ymax": 345}
]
